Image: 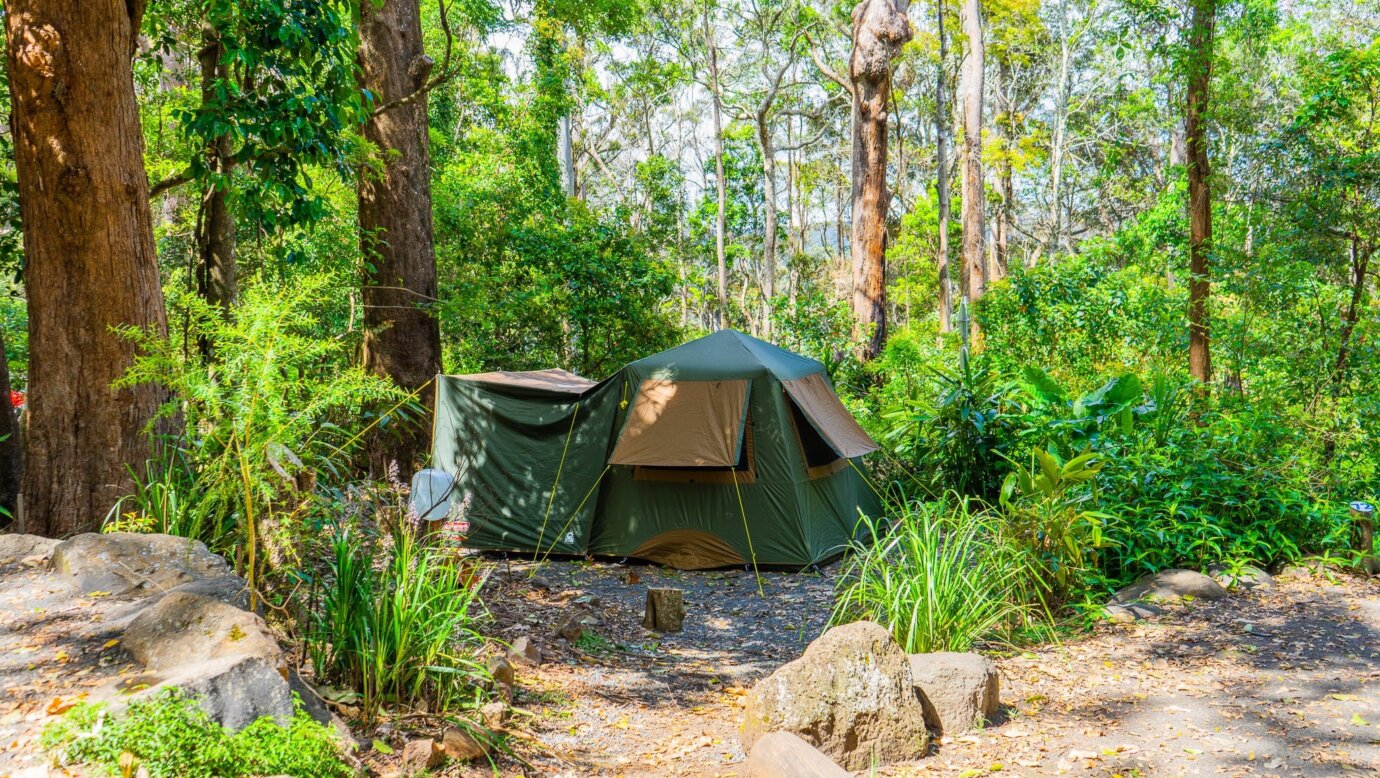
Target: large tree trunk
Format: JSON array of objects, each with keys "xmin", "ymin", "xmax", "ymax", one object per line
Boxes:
[
  {"xmin": 756, "ymin": 113, "xmax": 777, "ymax": 339},
  {"xmin": 0, "ymin": 330, "xmax": 20, "ymax": 524},
  {"xmin": 1185, "ymin": 0, "xmax": 1214, "ymax": 386},
  {"xmin": 850, "ymin": 0, "xmax": 913, "ymax": 360},
  {"xmin": 704, "ymin": 10, "xmax": 729, "ymax": 330},
  {"xmin": 6, "ymin": 0, "xmax": 168, "ymax": 537},
  {"xmin": 959, "ymin": 0, "xmax": 986, "ymax": 318},
  {"xmin": 934, "ymin": 0, "xmax": 953, "ymax": 333},
  {"xmin": 358, "ymin": 0, "xmax": 443, "ymax": 472},
  {"xmin": 195, "ymin": 25, "xmax": 237, "ymax": 316}
]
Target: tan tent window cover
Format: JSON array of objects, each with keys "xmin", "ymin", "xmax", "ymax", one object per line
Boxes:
[
  {"xmin": 608, "ymin": 379, "xmax": 750, "ymax": 467},
  {"xmin": 780, "ymin": 373, "xmax": 879, "ymax": 459}
]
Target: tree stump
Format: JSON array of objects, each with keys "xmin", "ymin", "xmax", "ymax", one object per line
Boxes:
[{"xmin": 642, "ymin": 588, "xmax": 685, "ymax": 632}]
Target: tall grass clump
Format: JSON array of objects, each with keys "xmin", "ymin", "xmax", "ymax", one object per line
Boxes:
[
  {"xmin": 832, "ymin": 498, "xmax": 1031, "ymax": 653},
  {"xmin": 307, "ymin": 522, "xmax": 489, "ymax": 720}
]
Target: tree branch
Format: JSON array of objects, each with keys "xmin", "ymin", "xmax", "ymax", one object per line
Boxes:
[{"xmin": 370, "ymin": 0, "xmax": 459, "ymax": 118}]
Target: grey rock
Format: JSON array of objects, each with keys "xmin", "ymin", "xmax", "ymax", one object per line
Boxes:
[
  {"xmin": 908, "ymin": 652, "xmax": 1000, "ymax": 736},
  {"xmin": 741, "ymin": 620, "xmax": 929, "ymax": 770},
  {"xmin": 744, "ymin": 732, "xmax": 850, "ymax": 778},
  {"xmin": 0, "ymin": 534, "xmax": 59, "ymax": 566},
  {"xmin": 151, "ymin": 654, "xmax": 295, "ymax": 732},
  {"xmin": 124, "ymin": 591, "xmax": 285, "ymax": 675},
  {"xmin": 1208, "ymin": 563, "xmax": 1275, "ymax": 591},
  {"xmin": 1113, "ymin": 569, "xmax": 1227, "ymax": 604},
  {"xmin": 507, "ymin": 635, "xmax": 542, "ymax": 666},
  {"xmin": 572, "ymin": 593, "xmax": 601, "ymax": 607},
  {"xmin": 49, "ymin": 532, "xmax": 228, "ymax": 593},
  {"xmin": 1103, "ymin": 602, "xmax": 1163, "ymax": 623}
]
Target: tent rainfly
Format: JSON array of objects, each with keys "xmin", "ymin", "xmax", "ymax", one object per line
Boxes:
[{"xmin": 431, "ymin": 330, "xmax": 881, "ymax": 569}]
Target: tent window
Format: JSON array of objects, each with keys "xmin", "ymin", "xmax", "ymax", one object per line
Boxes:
[
  {"xmin": 787, "ymin": 397, "xmax": 847, "ymax": 478},
  {"xmin": 633, "ymin": 415, "xmax": 757, "ymax": 484}
]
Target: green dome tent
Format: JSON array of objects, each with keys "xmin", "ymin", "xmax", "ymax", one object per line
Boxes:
[{"xmin": 431, "ymin": 330, "xmax": 881, "ymax": 569}]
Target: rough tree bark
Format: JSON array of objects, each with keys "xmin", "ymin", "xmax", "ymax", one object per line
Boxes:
[
  {"xmin": 959, "ymin": 0, "xmax": 986, "ymax": 319},
  {"xmin": 935, "ymin": 0, "xmax": 953, "ymax": 333},
  {"xmin": 994, "ymin": 58, "xmax": 1012, "ymax": 279},
  {"xmin": 704, "ymin": 9, "xmax": 729, "ymax": 330},
  {"xmin": 196, "ymin": 24, "xmax": 237, "ymax": 315},
  {"xmin": 849, "ymin": 0, "xmax": 913, "ymax": 360},
  {"xmin": 0, "ymin": 330, "xmax": 20, "ymax": 523},
  {"xmin": 6, "ymin": 0, "xmax": 168, "ymax": 537},
  {"xmin": 1185, "ymin": 0, "xmax": 1215, "ymax": 386},
  {"xmin": 756, "ymin": 112, "xmax": 778, "ymax": 339},
  {"xmin": 358, "ymin": 0, "xmax": 444, "ymax": 472}
]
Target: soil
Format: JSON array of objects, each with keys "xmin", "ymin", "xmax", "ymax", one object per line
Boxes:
[
  {"xmin": 444, "ymin": 559, "xmax": 1380, "ymax": 777},
  {"xmin": 4, "ymin": 552, "xmax": 1379, "ymax": 777}
]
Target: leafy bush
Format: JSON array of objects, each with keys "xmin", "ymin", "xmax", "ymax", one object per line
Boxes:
[
  {"xmin": 832, "ymin": 498, "xmax": 1031, "ymax": 653},
  {"xmin": 42, "ymin": 689, "xmax": 351, "ymax": 778},
  {"xmin": 306, "ymin": 518, "xmax": 490, "ymax": 720},
  {"xmin": 114, "ymin": 272, "xmax": 403, "ymax": 595}
]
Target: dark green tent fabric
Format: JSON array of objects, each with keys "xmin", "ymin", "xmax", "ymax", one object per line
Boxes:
[{"xmin": 433, "ymin": 330, "xmax": 881, "ymax": 568}]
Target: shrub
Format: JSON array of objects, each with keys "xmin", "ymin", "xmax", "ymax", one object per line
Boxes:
[
  {"xmin": 832, "ymin": 498, "xmax": 1031, "ymax": 653},
  {"xmin": 306, "ymin": 518, "xmax": 489, "ymax": 720},
  {"xmin": 113, "ymin": 272, "xmax": 404, "ymax": 597},
  {"xmin": 42, "ymin": 689, "xmax": 351, "ymax": 778}
]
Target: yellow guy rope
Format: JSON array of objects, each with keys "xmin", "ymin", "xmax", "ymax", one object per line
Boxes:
[
  {"xmin": 731, "ymin": 470, "xmax": 765, "ymax": 597},
  {"xmin": 533, "ymin": 401, "xmax": 582, "ymax": 562},
  {"xmin": 536, "ymin": 465, "xmax": 612, "ymax": 566}
]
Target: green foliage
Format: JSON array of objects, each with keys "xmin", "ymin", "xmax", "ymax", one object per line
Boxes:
[
  {"xmin": 999, "ymin": 448, "xmax": 1113, "ymax": 607},
  {"xmin": 113, "ymin": 273, "xmax": 401, "ymax": 588},
  {"xmin": 306, "ymin": 519, "xmax": 489, "ymax": 721},
  {"xmin": 833, "ymin": 499, "xmax": 1031, "ymax": 653},
  {"xmin": 42, "ymin": 690, "xmax": 351, "ymax": 778}
]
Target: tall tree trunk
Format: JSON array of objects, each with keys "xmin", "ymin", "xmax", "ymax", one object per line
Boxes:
[
  {"xmin": 6, "ymin": 0, "xmax": 168, "ymax": 537},
  {"xmin": 704, "ymin": 9, "xmax": 728, "ymax": 329},
  {"xmin": 358, "ymin": 0, "xmax": 443, "ymax": 471},
  {"xmin": 959, "ymin": 0, "xmax": 986, "ymax": 317},
  {"xmin": 756, "ymin": 111, "xmax": 777, "ymax": 339},
  {"xmin": 935, "ymin": 0, "xmax": 953, "ymax": 333},
  {"xmin": 0, "ymin": 330, "xmax": 20, "ymax": 525},
  {"xmin": 1185, "ymin": 0, "xmax": 1215, "ymax": 386},
  {"xmin": 196, "ymin": 25, "xmax": 237, "ymax": 316},
  {"xmin": 850, "ymin": 0, "xmax": 913, "ymax": 360},
  {"xmin": 994, "ymin": 57, "xmax": 1012, "ymax": 279},
  {"xmin": 1047, "ymin": 0, "xmax": 1071, "ymax": 257}
]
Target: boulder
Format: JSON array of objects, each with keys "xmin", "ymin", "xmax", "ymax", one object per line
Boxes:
[
  {"xmin": 124, "ymin": 591, "xmax": 284, "ymax": 675},
  {"xmin": 1207, "ymin": 563, "xmax": 1275, "ymax": 591},
  {"xmin": 744, "ymin": 732, "xmax": 850, "ymax": 778},
  {"xmin": 158, "ymin": 655, "xmax": 295, "ymax": 732},
  {"xmin": 0, "ymin": 534, "xmax": 59, "ymax": 566},
  {"xmin": 907, "ymin": 652, "xmax": 1000, "ymax": 736},
  {"xmin": 402, "ymin": 738, "xmax": 445, "ymax": 771},
  {"xmin": 507, "ymin": 635, "xmax": 542, "ymax": 666},
  {"xmin": 1102, "ymin": 602, "xmax": 1163, "ymax": 623},
  {"xmin": 1113, "ymin": 569, "xmax": 1227, "ymax": 604},
  {"xmin": 50, "ymin": 533, "xmax": 228, "ymax": 593},
  {"xmin": 479, "ymin": 701, "xmax": 508, "ymax": 731},
  {"xmin": 741, "ymin": 621, "xmax": 929, "ymax": 770}
]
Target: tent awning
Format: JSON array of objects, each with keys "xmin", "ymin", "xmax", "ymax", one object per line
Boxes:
[
  {"xmin": 608, "ymin": 379, "xmax": 750, "ymax": 467},
  {"xmin": 781, "ymin": 373, "xmax": 878, "ymax": 458},
  {"xmin": 451, "ymin": 368, "xmax": 596, "ymax": 395}
]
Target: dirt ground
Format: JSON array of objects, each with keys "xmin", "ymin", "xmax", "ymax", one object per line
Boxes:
[
  {"xmin": 462, "ymin": 558, "xmax": 1380, "ymax": 777},
  {"xmin": 4, "ymin": 553, "xmax": 1379, "ymax": 777}
]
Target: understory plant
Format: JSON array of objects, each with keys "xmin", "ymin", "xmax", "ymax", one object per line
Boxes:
[
  {"xmin": 42, "ymin": 689, "xmax": 351, "ymax": 778},
  {"xmin": 832, "ymin": 498, "xmax": 1031, "ymax": 653},
  {"xmin": 306, "ymin": 519, "xmax": 490, "ymax": 721},
  {"xmin": 113, "ymin": 272, "xmax": 405, "ymax": 598}
]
